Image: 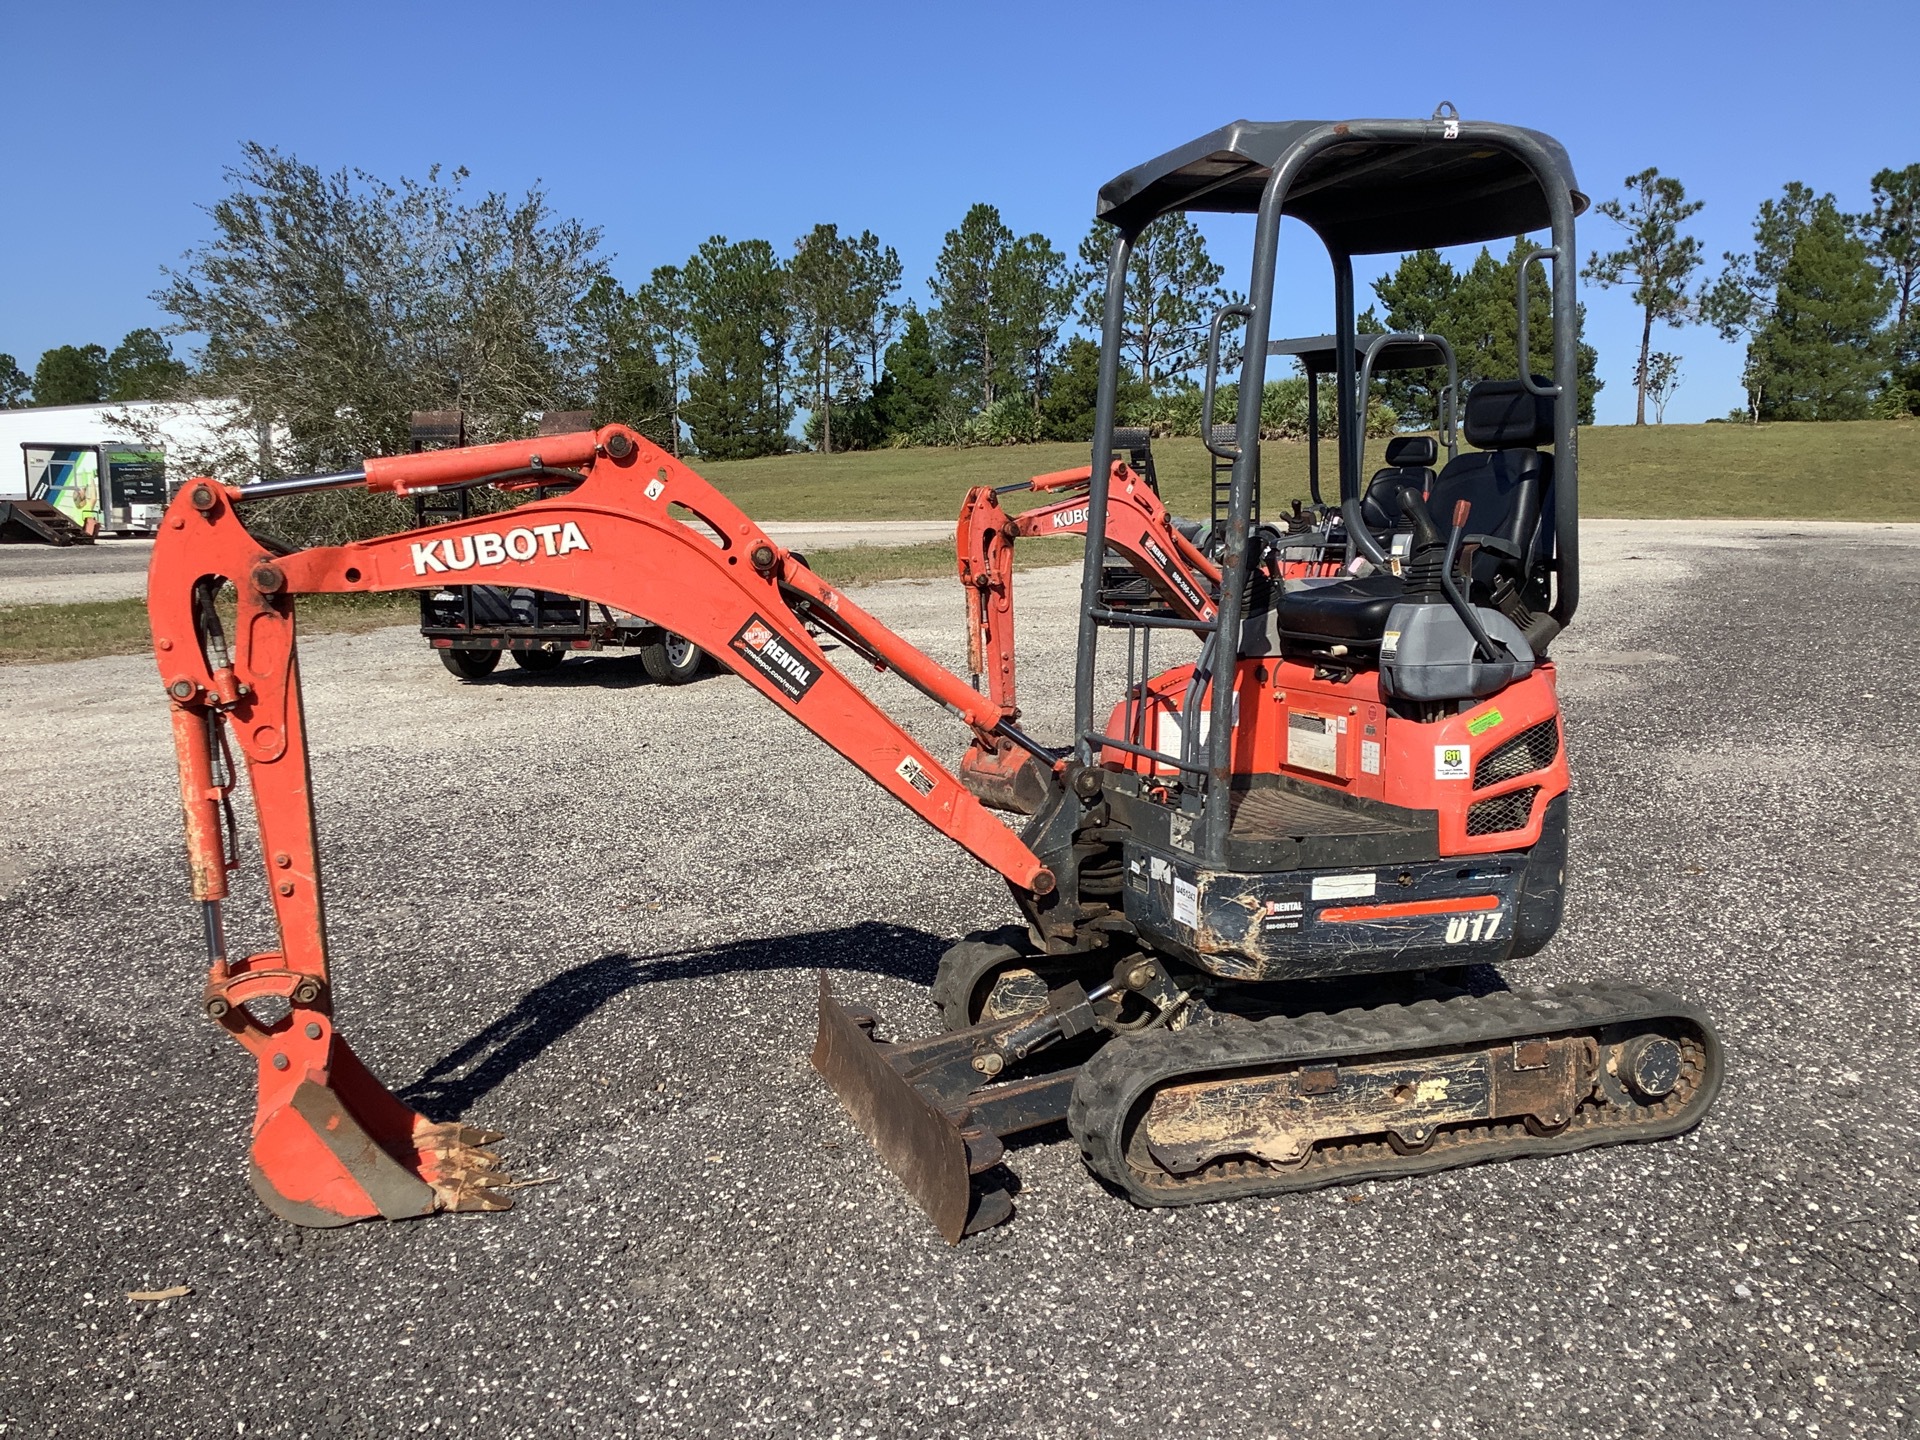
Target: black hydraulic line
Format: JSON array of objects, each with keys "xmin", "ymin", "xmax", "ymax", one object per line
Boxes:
[{"xmin": 994, "ymin": 720, "xmax": 1067, "ymax": 765}]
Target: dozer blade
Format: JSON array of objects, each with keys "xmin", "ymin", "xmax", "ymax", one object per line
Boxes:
[{"xmin": 812, "ymin": 974, "xmax": 1013, "ymax": 1243}]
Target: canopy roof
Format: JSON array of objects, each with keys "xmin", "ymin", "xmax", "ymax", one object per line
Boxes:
[
  {"xmin": 1267, "ymin": 333, "xmax": 1453, "ymax": 373},
  {"xmin": 1096, "ymin": 119, "xmax": 1585, "ymax": 253}
]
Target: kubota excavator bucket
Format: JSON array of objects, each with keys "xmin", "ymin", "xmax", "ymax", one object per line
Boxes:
[
  {"xmin": 957, "ymin": 736, "xmax": 1055, "ymax": 816},
  {"xmin": 220, "ymin": 991, "xmax": 515, "ymax": 1226},
  {"xmin": 812, "ymin": 974, "xmax": 1080, "ymax": 1242}
]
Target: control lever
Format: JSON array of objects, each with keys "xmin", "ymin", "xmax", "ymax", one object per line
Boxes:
[{"xmin": 1437, "ymin": 499, "xmax": 1505, "ymax": 664}]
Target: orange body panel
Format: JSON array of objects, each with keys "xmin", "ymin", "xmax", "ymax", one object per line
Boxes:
[{"xmin": 1102, "ymin": 655, "xmax": 1567, "ymax": 857}]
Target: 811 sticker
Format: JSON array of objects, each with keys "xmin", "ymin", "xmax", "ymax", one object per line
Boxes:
[{"xmin": 1434, "ymin": 744, "xmax": 1470, "ymax": 780}]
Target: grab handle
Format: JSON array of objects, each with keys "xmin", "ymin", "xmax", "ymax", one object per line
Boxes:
[{"xmin": 1201, "ymin": 303, "xmax": 1253, "ymax": 460}]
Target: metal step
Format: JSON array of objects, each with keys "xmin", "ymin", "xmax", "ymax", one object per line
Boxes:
[{"xmin": 0, "ymin": 499, "xmax": 94, "ymax": 546}]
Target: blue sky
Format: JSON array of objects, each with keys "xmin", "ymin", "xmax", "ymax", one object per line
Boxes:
[{"xmin": 3, "ymin": 0, "xmax": 1914, "ymax": 425}]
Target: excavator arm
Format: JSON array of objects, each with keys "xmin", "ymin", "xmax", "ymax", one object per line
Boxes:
[
  {"xmin": 953, "ymin": 461, "xmax": 1220, "ymax": 812},
  {"xmin": 147, "ymin": 425, "xmax": 1056, "ymax": 1226}
]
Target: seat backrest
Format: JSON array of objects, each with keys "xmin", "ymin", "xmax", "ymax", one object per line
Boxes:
[
  {"xmin": 1359, "ymin": 434, "xmax": 1438, "ymax": 531},
  {"xmin": 1428, "ymin": 380, "xmax": 1556, "ymax": 595}
]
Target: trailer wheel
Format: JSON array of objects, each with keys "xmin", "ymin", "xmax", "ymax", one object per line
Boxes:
[
  {"xmin": 510, "ymin": 646, "xmax": 566, "ymax": 673},
  {"xmin": 440, "ymin": 648, "xmax": 501, "ymax": 681},
  {"xmin": 640, "ymin": 631, "xmax": 704, "ymax": 684}
]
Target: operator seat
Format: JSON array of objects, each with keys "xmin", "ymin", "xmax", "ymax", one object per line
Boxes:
[
  {"xmin": 1258, "ymin": 379, "xmax": 1557, "ymax": 655},
  {"xmin": 1359, "ymin": 435, "xmax": 1439, "ymax": 531}
]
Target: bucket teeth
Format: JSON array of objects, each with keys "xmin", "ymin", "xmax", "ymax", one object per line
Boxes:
[
  {"xmin": 416, "ymin": 1120, "xmax": 505, "ymax": 1150},
  {"xmin": 432, "ymin": 1168, "xmax": 516, "ymax": 1214},
  {"xmin": 414, "ymin": 1119, "xmax": 516, "ymax": 1213}
]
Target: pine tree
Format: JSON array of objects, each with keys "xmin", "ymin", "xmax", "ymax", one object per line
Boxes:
[
  {"xmin": 1863, "ymin": 164, "xmax": 1920, "ymax": 346},
  {"xmin": 1074, "ymin": 213, "xmax": 1230, "ymax": 389},
  {"xmin": 787, "ymin": 224, "xmax": 861, "ymax": 453},
  {"xmin": 635, "ymin": 265, "xmax": 693, "ymax": 456},
  {"xmin": 1750, "ymin": 203, "xmax": 1890, "ymax": 420},
  {"xmin": 1862, "ymin": 164, "xmax": 1920, "ymax": 413},
  {"xmin": 1701, "ymin": 182, "xmax": 1824, "ymax": 420},
  {"xmin": 679, "ymin": 236, "xmax": 793, "ymax": 459},
  {"xmin": 1362, "ymin": 248, "xmax": 1457, "ymax": 427},
  {"xmin": 574, "ymin": 277, "xmax": 673, "ymax": 449},
  {"xmin": 871, "ymin": 304, "xmax": 952, "ymax": 441},
  {"xmin": 0, "ymin": 354, "xmax": 33, "ymax": 407},
  {"xmin": 847, "ymin": 231, "xmax": 903, "ymax": 392},
  {"xmin": 104, "ymin": 329, "xmax": 189, "ymax": 401},
  {"xmin": 31, "ymin": 344, "xmax": 109, "ymax": 405},
  {"xmin": 930, "ymin": 204, "xmax": 1016, "ymax": 409},
  {"xmin": 1582, "ymin": 169, "xmax": 1704, "ymax": 424},
  {"xmin": 997, "ymin": 233, "xmax": 1070, "ymax": 423},
  {"xmin": 1367, "ymin": 243, "xmax": 1600, "ymax": 427}
]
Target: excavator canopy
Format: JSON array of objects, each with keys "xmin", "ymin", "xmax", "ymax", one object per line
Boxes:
[{"xmin": 1095, "ymin": 117, "xmax": 1587, "ymax": 250}]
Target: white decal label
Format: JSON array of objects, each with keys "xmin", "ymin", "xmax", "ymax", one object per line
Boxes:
[
  {"xmin": 1360, "ymin": 739, "xmax": 1382, "ymax": 775},
  {"xmin": 1311, "ymin": 873, "xmax": 1376, "ymax": 901},
  {"xmin": 1286, "ymin": 713, "xmax": 1339, "ymax": 775},
  {"xmin": 409, "ymin": 522, "xmax": 589, "ymax": 576},
  {"xmin": 1147, "ymin": 857, "xmax": 1172, "ymax": 883},
  {"xmin": 644, "ymin": 478, "xmax": 666, "ymax": 501},
  {"xmin": 894, "ymin": 756, "xmax": 936, "ymax": 797},
  {"xmin": 1172, "ymin": 877, "xmax": 1198, "ymax": 928},
  {"xmin": 1446, "ymin": 911, "xmax": 1504, "ymax": 945},
  {"xmin": 1381, "ymin": 629, "xmax": 1401, "ymax": 657},
  {"xmin": 1435, "ymin": 744, "xmax": 1470, "ymax": 780},
  {"xmin": 1050, "ymin": 505, "xmax": 1089, "ymax": 530}
]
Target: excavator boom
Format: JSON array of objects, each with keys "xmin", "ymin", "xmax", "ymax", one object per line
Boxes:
[{"xmin": 147, "ymin": 425, "xmax": 1054, "ymax": 1226}]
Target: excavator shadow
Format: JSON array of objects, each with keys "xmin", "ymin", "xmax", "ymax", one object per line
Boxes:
[{"xmin": 399, "ymin": 921, "xmax": 947, "ymax": 1120}]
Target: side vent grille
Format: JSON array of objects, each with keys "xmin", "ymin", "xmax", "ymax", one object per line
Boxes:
[
  {"xmin": 1474, "ymin": 718, "xmax": 1560, "ymax": 789},
  {"xmin": 1466, "ymin": 786, "xmax": 1540, "ymax": 837}
]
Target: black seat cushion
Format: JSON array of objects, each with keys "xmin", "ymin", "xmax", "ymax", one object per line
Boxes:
[
  {"xmin": 1362, "ymin": 465, "xmax": 1435, "ymax": 530},
  {"xmin": 1427, "ymin": 448, "xmax": 1552, "ymax": 591},
  {"xmin": 1273, "ymin": 573, "xmax": 1406, "ymax": 645}
]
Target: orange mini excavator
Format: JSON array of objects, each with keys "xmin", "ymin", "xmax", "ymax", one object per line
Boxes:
[{"xmin": 147, "ymin": 113, "xmax": 1723, "ymax": 1240}]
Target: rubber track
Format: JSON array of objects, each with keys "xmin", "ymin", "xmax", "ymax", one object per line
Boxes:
[{"xmin": 1068, "ymin": 981, "xmax": 1723, "ymax": 1208}]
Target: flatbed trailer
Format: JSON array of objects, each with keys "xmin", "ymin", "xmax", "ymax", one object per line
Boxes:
[{"xmin": 420, "ymin": 583, "xmax": 704, "ymax": 683}]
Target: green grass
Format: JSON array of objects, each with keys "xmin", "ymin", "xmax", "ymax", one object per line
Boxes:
[
  {"xmin": 0, "ymin": 546, "xmax": 1077, "ymax": 666},
  {"xmin": 805, "ymin": 536, "xmax": 1080, "ymax": 587},
  {"xmin": 0, "ymin": 593, "xmax": 417, "ymax": 666},
  {"xmin": 10, "ymin": 419, "xmax": 1914, "ymax": 666},
  {"xmin": 694, "ymin": 418, "xmax": 1920, "ymax": 523}
]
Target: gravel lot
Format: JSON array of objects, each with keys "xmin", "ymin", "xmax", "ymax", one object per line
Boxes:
[{"xmin": 1, "ymin": 520, "xmax": 1916, "ymax": 1438}]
